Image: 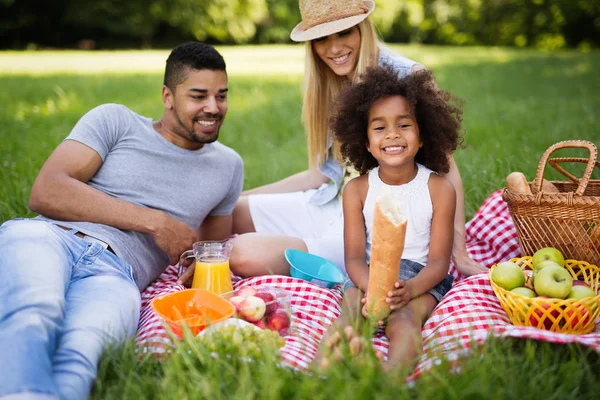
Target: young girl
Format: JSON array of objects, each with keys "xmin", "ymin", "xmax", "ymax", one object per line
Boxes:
[
  {"xmin": 221, "ymin": 0, "xmax": 486, "ymax": 285},
  {"xmin": 316, "ymin": 66, "xmax": 462, "ymax": 372}
]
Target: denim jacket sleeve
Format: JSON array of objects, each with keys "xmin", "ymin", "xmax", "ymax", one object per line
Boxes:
[
  {"xmin": 309, "ymin": 151, "xmax": 345, "ymax": 206},
  {"xmin": 378, "ymin": 45, "xmax": 423, "ymax": 78}
]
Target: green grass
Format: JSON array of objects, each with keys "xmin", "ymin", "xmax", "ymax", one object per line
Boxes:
[
  {"xmin": 1, "ymin": 45, "xmax": 600, "ymax": 398},
  {"xmin": 93, "ymin": 335, "xmax": 600, "ymax": 399}
]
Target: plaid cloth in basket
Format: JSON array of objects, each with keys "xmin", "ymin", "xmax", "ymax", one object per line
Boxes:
[{"xmin": 136, "ymin": 190, "xmax": 600, "ymax": 378}]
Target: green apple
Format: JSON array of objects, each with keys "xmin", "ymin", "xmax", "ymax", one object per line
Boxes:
[
  {"xmin": 572, "ymin": 280, "xmax": 591, "ymax": 288},
  {"xmin": 492, "ymin": 261, "xmax": 526, "ymax": 291},
  {"xmin": 531, "ymin": 260, "xmax": 561, "ymax": 284},
  {"xmin": 532, "ymin": 247, "xmax": 565, "ymax": 268},
  {"xmin": 533, "ymin": 264, "xmax": 573, "ymax": 299},
  {"xmin": 510, "ymin": 287, "xmax": 537, "ymax": 298},
  {"xmin": 567, "ymin": 285, "xmax": 597, "ymax": 299}
]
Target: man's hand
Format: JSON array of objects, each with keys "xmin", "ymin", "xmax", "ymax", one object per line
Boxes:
[
  {"xmin": 150, "ymin": 212, "xmax": 198, "ymax": 266},
  {"xmin": 386, "ymin": 279, "xmax": 413, "ymax": 310},
  {"xmin": 176, "ymin": 259, "xmax": 195, "ymax": 287}
]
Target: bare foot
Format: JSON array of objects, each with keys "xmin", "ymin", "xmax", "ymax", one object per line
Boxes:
[{"xmin": 318, "ymin": 326, "xmax": 382, "ymax": 370}]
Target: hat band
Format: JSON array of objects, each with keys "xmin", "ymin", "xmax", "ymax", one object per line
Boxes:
[{"xmin": 299, "ymin": 6, "xmax": 368, "ymax": 32}]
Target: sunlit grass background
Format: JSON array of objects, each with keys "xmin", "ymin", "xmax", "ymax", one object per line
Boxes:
[
  {"xmin": 1, "ymin": 45, "xmax": 600, "ymax": 398},
  {"xmin": 1, "ymin": 44, "xmax": 599, "ymax": 223}
]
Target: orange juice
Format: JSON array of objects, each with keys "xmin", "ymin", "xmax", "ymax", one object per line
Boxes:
[{"xmin": 191, "ymin": 257, "xmax": 233, "ymax": 294}]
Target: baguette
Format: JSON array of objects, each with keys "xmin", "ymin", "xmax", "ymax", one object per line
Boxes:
[
  {"xmin": 365, "ymin": 187, "xmax": 407, "ymax": 321},
  {"xmin": 506, "ymin": 172, "xmax": 531, "ymax": 194},
  {"xmin": 541, "ymin": 179, "xmax": 560, "ymax": 193}
]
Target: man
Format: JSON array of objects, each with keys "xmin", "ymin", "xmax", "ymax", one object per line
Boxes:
[{"xmin": 0, "ymin": 42, "xmax": 243, "ymax": 400}]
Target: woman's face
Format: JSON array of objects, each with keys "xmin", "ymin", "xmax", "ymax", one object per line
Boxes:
[{"xmin": 311, "ymin": 26, "xmax": 361, "ymax": 80}]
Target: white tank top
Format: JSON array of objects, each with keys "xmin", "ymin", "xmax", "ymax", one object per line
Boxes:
[{"xmin": 363, "ymin": 164, "xmax": 434, "ymax": 265}]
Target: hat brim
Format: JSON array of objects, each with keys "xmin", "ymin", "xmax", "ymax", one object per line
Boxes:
[{"xmin": 290, "ymin": 0, "xmax": 375, "ymax": 42}]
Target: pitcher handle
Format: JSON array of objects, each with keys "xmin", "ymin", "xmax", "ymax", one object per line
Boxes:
[{"xmin": 177, "ymin": 249, "xmax": 196, "ymax": 278}]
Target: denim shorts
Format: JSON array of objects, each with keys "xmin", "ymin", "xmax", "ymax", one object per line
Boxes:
[{"xmin": 343, "ymin": 259, "xmax": 454, "ymax": 303}]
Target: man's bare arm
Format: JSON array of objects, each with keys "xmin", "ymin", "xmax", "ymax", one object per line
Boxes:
[{"xmin": 28, "ymin": 140, "xmax": 197, "ymax": 264}]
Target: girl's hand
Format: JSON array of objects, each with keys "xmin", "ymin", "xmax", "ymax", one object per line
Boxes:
[
  {"xmin": 360, "ymin": 296, "xmax": 385, "ymax": 326},
  {"xmin": 386, "ymin": 280, "xmax": 413, "ymax": 310}
]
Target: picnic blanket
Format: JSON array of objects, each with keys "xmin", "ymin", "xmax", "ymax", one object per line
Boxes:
[{"xmin": 136, "ymin": 190, "xmax": 600, "ymax": 377}]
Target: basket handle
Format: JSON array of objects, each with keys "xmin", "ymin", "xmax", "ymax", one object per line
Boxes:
[
  {"xmin": 548, "ymin": 157, "xmax": 600, "ymax": 184},
  {"xmin": 532, "ymin": 140, "xmax": 598, "ymax": 196}
]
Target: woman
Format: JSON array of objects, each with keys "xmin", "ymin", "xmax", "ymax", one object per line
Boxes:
[{"xmin": 228, "ymin": 0, "xmax": 486, "ymax": 280}]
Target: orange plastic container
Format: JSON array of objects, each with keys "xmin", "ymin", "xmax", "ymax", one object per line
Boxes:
[{"xmin": 151, "ymin": 289, "xmax": 236, "ymax": 337}]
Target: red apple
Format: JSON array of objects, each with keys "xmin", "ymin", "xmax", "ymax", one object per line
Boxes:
[
  {"xmin": 529, "ymin": 297, "xmax": 560, "ymax": 330},
  {"xmin": 228, "ymin": 295, "xmax": 245, "ymax": 309},
  {"xmin": 563, "ymin": 304, "xmax": 591, "ymax": 329},
  {"xmin": 236, "ymin": 286, "xmax": 257, "ymax": 298},
  {"xmin": 266, "ymin": 309, "xmax": 290, "ymax": 334},
  {"xmin": 251, "ymin": 320, "xmax": 267, "ymax": 329},
  {"xmin": 254, "ymin": 291, "xmax": 277, "ymax": 315},
  {"xmin": 238, "ymin": 296, "xmax": 266, "ymax": 322}
]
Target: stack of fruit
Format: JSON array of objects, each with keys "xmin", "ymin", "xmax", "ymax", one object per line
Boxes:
[
  {"xmin": 223, "ymin": 286, "xmax": 292, "ymax": 336},
  {"xmin": 490, "ymin": 247, "xmax": 600, "ymax": 334}
]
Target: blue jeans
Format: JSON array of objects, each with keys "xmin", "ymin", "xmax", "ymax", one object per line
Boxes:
[{"xmin": 0, "ymin": 219, "xmax": 141, "ymax": 400}]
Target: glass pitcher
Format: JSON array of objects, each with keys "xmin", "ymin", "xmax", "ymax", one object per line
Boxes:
[{"xmin": 177, "ymin": 240, "xmax": 233, "ymax": 295}]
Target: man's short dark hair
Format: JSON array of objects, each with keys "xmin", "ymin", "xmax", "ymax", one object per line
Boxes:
[{"xmin": 164, "ymin": 42, "xmax": 227, "ymax": 91}]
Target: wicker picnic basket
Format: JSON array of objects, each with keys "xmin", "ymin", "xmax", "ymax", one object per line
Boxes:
[
  {"xmin": 502, "ymin": 140, "xmax": 600, "ymax": 266},
  {"xmin": 490, "ymin": 256, "xmax": 600, "ymax": 334}
]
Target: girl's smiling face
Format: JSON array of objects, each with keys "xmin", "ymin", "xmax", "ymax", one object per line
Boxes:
[
  {"xmin": 311, "ymin": 26, "xmax": 361, "ymax": 80},
  {"xmin": 366, "ymin": 95, "xmax": 422, "ymax": 171}
]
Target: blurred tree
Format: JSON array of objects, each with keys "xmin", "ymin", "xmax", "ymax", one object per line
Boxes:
[
  {"xmin": 63, "ymin": 0, "xmax": 164, "ymax": 48},
  {"xmin": 416, "ymin": 0, "xmax": 599, "ymax": 50},
  {"xmin": 1, "ymin": 0, "xmax": 599, "ymax": 48},
  {"xmin": 255, "ymin": 0, "xmax": 301, "ymax": 43},
  {"xmin": 0, "ymin": 0, "xmax": 69, "ymax": 48},
  {"xmin": 159, "ymin": 0, "xmax": 268, "ymax": 44}
]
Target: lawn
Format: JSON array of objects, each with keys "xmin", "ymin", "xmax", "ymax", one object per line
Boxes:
[{"xmin": 1, "ymin": 45, "xmax": 600, "ymax": 398}]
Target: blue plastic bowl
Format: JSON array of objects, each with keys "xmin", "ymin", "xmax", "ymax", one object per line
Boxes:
[{"xmin": 284, "ymin": 249, "xmax": 345, "ymax": 288}]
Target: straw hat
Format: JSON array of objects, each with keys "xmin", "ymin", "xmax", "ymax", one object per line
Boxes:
[{"xmin": 290, "ymin": 0, "xmax": 376, "ymax": 42}]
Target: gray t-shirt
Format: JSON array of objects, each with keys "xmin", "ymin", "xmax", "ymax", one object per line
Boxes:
[{"xmin": 37, "ymin": 104, "xmax": 244, "ymax": 291}]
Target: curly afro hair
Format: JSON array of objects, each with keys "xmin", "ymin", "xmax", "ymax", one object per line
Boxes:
[
  {"xmin": 332, "ymin": 66, "xmax": 464, "ymax": 175},
  {"xmin": 164, "ymin": 41, "xmax": 226, "ymax": 92}
]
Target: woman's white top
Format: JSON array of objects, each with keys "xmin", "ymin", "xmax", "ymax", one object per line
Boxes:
[{"xmin": 363, "ymin": 164, "xmax": 434, "ymax": 265}]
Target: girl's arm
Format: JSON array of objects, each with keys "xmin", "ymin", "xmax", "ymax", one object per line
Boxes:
[
  {"xmin": 241, "ymin": 168, "xmax": 331, "ymax": 195},
  {"xmin": 342, "ymin": 177, "xmax": 370, "ymax": 292},
  {"xmin": 444, "ymin": 155, "xmax": 487, "ymax": 276},
  {"xmin": 404, "ymin": 174, "xmax": 456, "ymax": 299}
]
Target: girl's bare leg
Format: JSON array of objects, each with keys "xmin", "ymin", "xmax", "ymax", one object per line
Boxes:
[
  {"xmin": 312, "ymin": 287, "xmax": 366, "ymax": 369},
  {"xmin": 228, "ymin": 232, "xmax": 307, "ymax": 277},
  {"xmin": 384, "ymin": 294, "xmax": 437, "ymax": 373}
]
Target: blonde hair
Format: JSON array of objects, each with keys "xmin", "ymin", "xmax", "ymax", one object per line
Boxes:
[{"xmin": 303, "ymin": 17, "xmax": 381, "ymax": 168}]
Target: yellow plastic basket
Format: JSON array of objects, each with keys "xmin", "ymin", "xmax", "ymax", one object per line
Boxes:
[{"xmin": 489, "ymin": 256, "xmax": 600, "ymax": 334}]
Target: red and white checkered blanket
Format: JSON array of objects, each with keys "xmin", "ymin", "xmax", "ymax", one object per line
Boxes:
[{"xmin": 136, "ymin": 190, "xmax": 600, "ymax": 377}]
